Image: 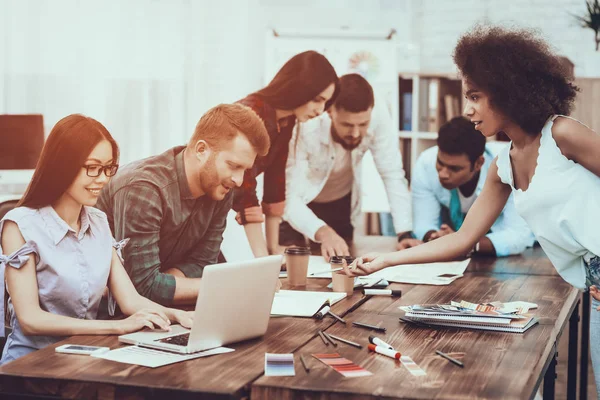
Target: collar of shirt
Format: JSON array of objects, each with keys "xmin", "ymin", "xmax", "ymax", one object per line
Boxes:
[
  {"xmin": 174, "ymin": 146, "xmax": 195, "ymax": 200},
  {"xmin": 40, "ymin": 205, "xmax": 93, "ymax": 245}
]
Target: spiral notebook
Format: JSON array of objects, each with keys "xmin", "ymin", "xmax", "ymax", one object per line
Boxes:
[{"xmin": 406, "ymin": 316, "xmax": 539, "ymax": 334}]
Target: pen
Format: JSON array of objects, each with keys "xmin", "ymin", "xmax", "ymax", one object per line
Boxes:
[
  {"xmin": 322, "ymin": 331, "xmax": 338, "ymax": 347},
  {"xmin": 368, "ymin": 335, "xmax": 394, "ymax": 350},
  {"xmin": 317, "ymin": 330, "xmax": 329, "ymax": 346},
  {"xmin": 346, "ymin": 295, "xmax": 371, "ymax": 314},
  {"xmin": 327, "ymin": 310, "xmax": 347, "ymax": 324},
  {"xmin": 363, "ymin": 289, "xmax": 402, "ymax": 297},
  {"xmin": 352, "ymin": 321, "xmax": 387, "ymax": 332},
  {"xmin": 365, "ymin": 278, "xmax": 384, "ymax": 288},
  {"xmin": 299, "ymin": 354, "xmax": 310, "ymax": 373},
  {"xmin": 326, "ymin": 334, "xmax": 363, "ymax": 349},
  {"xmin": 310, "ymin": 267, "xmax": 343, "ymax": 276},
  {"xmin": 435, "ymin": 350, "xmax": 464, "ymax": 367}
]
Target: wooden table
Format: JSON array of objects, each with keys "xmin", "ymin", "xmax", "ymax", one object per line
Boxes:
[
  {"xmin": 0, "ymin": 276, "xmax": 369, "ymax": 399},
  {"xmin": 0, "ymin": 238, "xmax": 583, "ymax": 399},
  {"xmin": 251, "ymin": 274, "xmax": 579, "ymax": 400}
]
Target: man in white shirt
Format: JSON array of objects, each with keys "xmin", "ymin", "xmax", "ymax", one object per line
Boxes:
[
  {"xmin": 281, "ymin": 73, "xmax": 412, "ymax": 259},
  {"xmin": 404, "ymin": 116, "xmax": 535, "ymax": 256}
]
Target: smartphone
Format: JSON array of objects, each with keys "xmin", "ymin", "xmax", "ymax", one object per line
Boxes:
[{"xmin": 55, "ymin": 344, "xmax": 110, "ymax": 355}]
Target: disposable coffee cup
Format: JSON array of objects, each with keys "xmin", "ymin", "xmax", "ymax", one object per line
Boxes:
[
  {"xmin": 331, "ymin": 271, "xmax": 355, "ymax": 295},
  {"xmin": 284, "ymin": 247, "xmax": 311, "ymax": 286},
  {"xmin": 329, "ymin": 256, "xmax": 355, "ymax": 294}
]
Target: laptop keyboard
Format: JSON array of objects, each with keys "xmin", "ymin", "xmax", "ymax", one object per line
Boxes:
[{"xmin": 157, "ymin": 333, "xmax": 190, "ymax": 346}]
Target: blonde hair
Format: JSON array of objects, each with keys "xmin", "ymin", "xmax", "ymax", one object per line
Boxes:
[{"xmin": 189, "ymin": 104, "xmax": 269, "ymax": 156}]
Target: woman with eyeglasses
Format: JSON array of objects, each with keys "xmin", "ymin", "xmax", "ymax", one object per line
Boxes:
[{"xmin": 0, "ymin": 114, "xmax": 192, "ymax": 364}]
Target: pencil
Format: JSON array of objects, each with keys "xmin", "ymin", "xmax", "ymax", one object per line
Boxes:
[
  {"xmin": 352, "ymin": 321, "xmax": 387, "ymax": 332},
  {"xmin": 327, "ymin": 310, "xmax": 347, "ymax": 324},
  {"xmin": 317, "ymin": 330, "xmax": 329, "ymax": 346},
  {"xmin": 346, "ymin": 295, "xmax": 371, "ymax": 314},
  {"xmin": 326, "ymin": 333, "xmax": 363, "ymax": 349},
  {"xmin": 435, "ymin": 350, "xmax": 464, "ymax": 367},
  {"xmin": 299, "ymin": 354, "xmax": 310, "ymax": 373},
  {"xmin": 322, "ymin": 331, "xmax": 338, "ymax": 347}
]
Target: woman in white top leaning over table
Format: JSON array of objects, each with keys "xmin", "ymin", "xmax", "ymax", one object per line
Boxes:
[
  {"xmin": 344, "ymin": 25, "xmax": 600, "ymax": 396},
  {"xmin": 0, "ymin": 114, "xmax": 192, "ymax": 365}
]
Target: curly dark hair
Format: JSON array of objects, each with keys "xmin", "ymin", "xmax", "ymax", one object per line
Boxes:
[{"xmin": 453, "ymin": 25, "xmax": 579, "ymax": 135}]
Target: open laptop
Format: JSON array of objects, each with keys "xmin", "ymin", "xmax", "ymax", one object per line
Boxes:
[{"xmin": 119, "ymin": 255, "xmax": 282, "ymax": 354}]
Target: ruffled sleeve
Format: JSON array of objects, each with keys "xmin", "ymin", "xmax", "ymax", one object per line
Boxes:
[
  {"xmin": 0, "ymin": 242, "xmax": 37, "ymax": 337},
  {"xmin": 112, "ymin": 238, "xmax": 130, "ymax": 262}
]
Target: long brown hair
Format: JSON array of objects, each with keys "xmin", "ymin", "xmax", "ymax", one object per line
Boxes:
[
  {"xmin": 256, "ymin": 50, "xmax": 340, "ymax": 111},
  {"xmin": 18, "ymin": 114, "xmax": 119, "ymax": 209}
]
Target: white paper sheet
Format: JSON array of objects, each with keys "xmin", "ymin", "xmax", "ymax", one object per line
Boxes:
[
  {"xmin": 92, "ymin": 345, "xmax": 234, "ymax": 368},
  {"xmin": 365, "ymin": 259, "xmax": 470, "ymax": 285},
  {"xmin": 270, "ymin": 290, "xmax": 346, "ymax": 317}
]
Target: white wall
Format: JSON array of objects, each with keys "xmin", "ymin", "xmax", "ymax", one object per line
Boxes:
[
  {"xmin": 2, "ymin": 0, "xmax": 598, "ymax": 164},
  {"xmin": 258, "ymin": 0, "xmax": 599, "ymax": 77}
]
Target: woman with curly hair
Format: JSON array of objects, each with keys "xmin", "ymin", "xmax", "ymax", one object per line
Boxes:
[{"xmin": 345, "ymin": 25, "xmax": 600, "ymax": 392}]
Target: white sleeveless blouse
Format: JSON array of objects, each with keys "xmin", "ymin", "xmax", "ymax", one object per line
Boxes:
[{"xmin": 496, "ymin": 115, "xmax": 600, "ymax": 289}]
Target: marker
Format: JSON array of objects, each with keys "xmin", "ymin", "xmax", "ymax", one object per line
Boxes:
[
  {"xmin": 368, "ymin": 344, "xmax": 401, "ymax": 360},
  {"xmin": 363, "ymin": 289, "xmax": 402, "ymax": 297},
  {"xmin": 327, "ymin": 310, "xmax": 347, "ymax": 324},
  {"xmin": 368, "ymin": 335, "xmax": 394, "ymax": 350},
  {"xmin": 322, "ymin": 331, "xmax": 338, "ymax": 347},
  {"xmin": 310, "ymin": 267, "xmax": 343, "ymax": 276},
  {"xmin": 352, "ymin": 321, "xmax": 386, "ymax": 332},
  {"xmin": 435, "ymin": 350, "xmax": 464, "ymax": 368},
  {"xmin": 299, "ymin": 354, "xmax": 310, "ymax": 373},
  {"xmin": 317, "ymin": 330, "xmax": 329, "ymax": 346},
  {"xmin": 315, "ymin": 305, "xmax": 330, "ymax": 319},
  {"xmin": 326, "ymin": 334, "xmax": 363, "ymax": 349}
]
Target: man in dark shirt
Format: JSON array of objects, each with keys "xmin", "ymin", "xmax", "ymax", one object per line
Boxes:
[{"xmin": 97, "ymin": 104, "xmax": 270, "ymax": 305}]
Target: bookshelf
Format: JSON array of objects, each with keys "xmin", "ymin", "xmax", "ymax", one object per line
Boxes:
[{"xmin": 398, "ymin": 74, "xmax": 465, "ymax": 181}]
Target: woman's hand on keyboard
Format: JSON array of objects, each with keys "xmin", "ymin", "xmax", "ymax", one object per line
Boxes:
[
  {"xmin": 172, "ymin": 309, "xmax": 194, "ymax": 329},
  {"xmin": 119, "ymin": 309, "xmax": 172, "ymax": 334}
]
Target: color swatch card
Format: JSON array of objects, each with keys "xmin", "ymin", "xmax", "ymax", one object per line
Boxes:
[
  {"xmin": 265, "ymin": 353, "xmax": 295, "ymax": 376},
  {"xmin": 312, "ymin": 353, "xmax": 373, "ymax": 378},
  {"xmin": 400, "ymin": 356, "xmax": 427, "ymax": 376}
]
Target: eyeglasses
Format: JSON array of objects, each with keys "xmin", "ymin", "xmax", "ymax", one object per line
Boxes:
[{"xmin": 82, "ymin": 164, "xmax": 119, "ymax": 177}]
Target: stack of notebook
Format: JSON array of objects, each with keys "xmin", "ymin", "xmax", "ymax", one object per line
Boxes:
[{"xmin": 399, "ymin": 300, "xmax": 539, "ymax": 334}]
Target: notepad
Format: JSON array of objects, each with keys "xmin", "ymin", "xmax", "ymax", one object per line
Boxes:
[{"xmin": 270, "ymin": 290, "xmax": 347, "ymax": 317}]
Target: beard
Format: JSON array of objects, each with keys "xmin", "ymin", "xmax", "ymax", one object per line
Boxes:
[
  {"xmin": 198, "ymin": 156, "xmax": 225, "ymax": 200},
  {"xmin": 331, "ymin": 125, "xmax": 362, "ymax": 150}
]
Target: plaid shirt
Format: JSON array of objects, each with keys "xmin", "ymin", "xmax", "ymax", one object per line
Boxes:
[
  {"xmin": 233, "ymin": 94, "xmax": 296, "ymax": 224},
  {"xmin": 96, "ymin": 146, "xmax": 232, "ymax": 305}
]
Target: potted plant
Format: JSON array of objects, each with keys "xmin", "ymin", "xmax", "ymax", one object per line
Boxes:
[{"xmin": 574, "ymin": 0, "xmax": 600, "ymax": 51}]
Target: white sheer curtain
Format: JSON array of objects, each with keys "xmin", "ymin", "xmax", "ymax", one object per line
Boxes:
[{"xmin": 1, "ymin": 0, "xmax": 263, "ymax": 164}]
